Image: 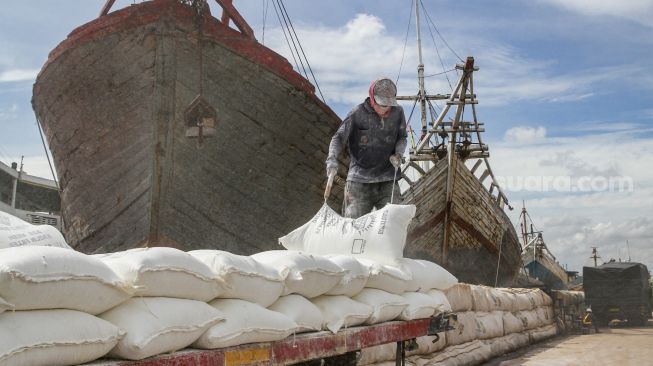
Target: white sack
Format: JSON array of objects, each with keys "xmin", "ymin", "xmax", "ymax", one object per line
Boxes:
[
  {"xmin": 502, "ymin": 311, "xmax": 525, "ymax": 335},
  {"xmin": 514, "ymin": 309, "xmax": 541, "ymax": 330},
  {"xmin": 399, "ymin": 292, "xmax": 437, "ymax": 320},
  {"xmin": 0, "ymin": 309, "xmax": 123, "ymax": 366},
  {"xmin": 401, "ymin": 258, "xmax": 457, "ymax": 292},
  {"xmin": 268, "ymin": 295, "xmax": 323, "ymax": 333},
  {"xmin": 190, "ymin": 250, "xmax": 283, "ymax": 306},
  {"xmin": 485, "ymin": 332, "xmax": 529, "ymax": 358},
  {"xmin": 352, "ymin": 288, "xmax": 407, "ymax": 324},
  {"xmin": 474, "ymin": 311, "xmax": 504, "ymax": 340},
  {"xmin": 0, "ymin": 246, "xmax": 131, "ymax": 314},
  {"xmin": 359, "ymin": 259, "xmax": 412, "ymax": 294},
  {"xmin": 0, "ymin": 211, "xmax": 71, "ymax": 250},
  {"xmin": 324, "ymin": 255, "xmax": 369, "ymax": 297},
  {"xmin": 425, "ymin": 289, "xmax": 453, "ymax": 315},
  {"xmin": 195, "ymin": 299, "xmax": 297, "ymax": 349},
  {"xmin": 529, "ymin": 324, "xmax": 558, "ymax": 343},
  {"xmin": 279, "ymin": 203, "xmax": 416, "ymax": 265},
  {"xmin": 0, "ymin": 297, "xmax": 11, "ymax": 314},
  {"xmin": 445, "ymin": 311, "xmax": 477, "ymax": 346},
  {"xmin": 443, "ymin": 283, "xmax": 473, "ymax": 312},
  {"xmin": 97, "ymin": 247, "xmax": 221, "ymax": 302},
  {"xmin": 99, "ymin": 297, "xmax": 224, "ymax": 360},
  {"xmin": 252, "ymin": 250, "xmax": 344, "ymax": 298},
  {"xmin": 310, "ymin": 295, "xmax": 372, "ymax": 333}
]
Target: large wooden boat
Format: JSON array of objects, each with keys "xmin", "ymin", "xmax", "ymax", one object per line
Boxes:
[
  {"xmin": 396, "ymin": 2, "xmax": 522, "ymax": 286},
  {"xmin": 32, "ymin": 0, "xmax": 343, "ymax": 254}
]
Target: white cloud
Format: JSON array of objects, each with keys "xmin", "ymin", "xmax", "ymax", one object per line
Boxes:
[
  {"xmin": 0, "ymin": 103, "xmax": 18, "ymax": 120},
  {"xmin": 0, "ymin": 69, "xmax": 39, "ymax": 83},
  {"xmin": 540, "ymin": 0, "xmax": 653, "ymax": 28},
  {"xmin": 504, "ymin": 126, "xmax": 547, "ymax": 144}
]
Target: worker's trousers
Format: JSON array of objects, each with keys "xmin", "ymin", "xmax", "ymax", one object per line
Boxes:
[{"xmin": 343, "ymin": 180, "xmax": 401, "ymax": 219}]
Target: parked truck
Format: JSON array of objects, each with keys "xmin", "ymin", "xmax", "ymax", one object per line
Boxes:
[{"xmin": 583, "ymin": 262, "xmax": 652, "ymax": 326}]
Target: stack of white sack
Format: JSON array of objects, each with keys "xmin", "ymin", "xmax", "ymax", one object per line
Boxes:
[
  {"xmin": 0, "ymin": 211, "xmax": 71, "ymax": 250},
  {"xmin": 0, "ymin": 245, "xmax": 131, "ymax": 366},
  {"xmin": 366, "ymin": 284, "xmax": 558, "ymax": 366}
]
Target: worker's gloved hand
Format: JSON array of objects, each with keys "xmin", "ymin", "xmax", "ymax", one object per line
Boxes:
[
  {"xmin": 326, "ymin": 166, "xmax": 337, "ymax": 179},
  {"xmin": 389, "ymin": 153, "xmax": 402, "ymax": 169}
]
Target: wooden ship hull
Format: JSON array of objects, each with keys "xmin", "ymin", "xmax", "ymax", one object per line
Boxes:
[
  {"xmin": 32, "ymin": 0, "xmax": 343, "ymax": 254},
  {"xmin": 402, "ymin": 157, "xmax": 522, "ymax": 286}
]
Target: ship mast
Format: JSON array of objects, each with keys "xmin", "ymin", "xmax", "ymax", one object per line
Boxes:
[{"xmin": 414, "ymin": 0, "xmax": 428, "ymax": 139}]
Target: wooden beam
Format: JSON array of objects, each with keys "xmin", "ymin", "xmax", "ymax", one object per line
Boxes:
[
  {"xmin": 99, "ymin": 0, "xmax": 117, "ymax": 16},
  {"xmin": 479, "ymin": 169, "xmax": 490, "ymax": 183},
  {"xmin": 214, "ymin": 0, "xmax": 255, "ymax": 39},
  {"xmin": 470, "ymin": 159, "xmax": 483, "ymax": 174}
]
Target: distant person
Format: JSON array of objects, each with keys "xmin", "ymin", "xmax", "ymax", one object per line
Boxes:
[
  {"xmin": 325, "ymin": 78, "xmax": 407, "ymax": 219},
  {"xmin": 582, "ymin": 307, "xmax": 600, "ymax": 333}
]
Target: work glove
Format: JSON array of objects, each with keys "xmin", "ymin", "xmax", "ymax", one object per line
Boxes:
[{"xmin": 389, "ymin": 153, "xmax": 402, "ymax": 169}]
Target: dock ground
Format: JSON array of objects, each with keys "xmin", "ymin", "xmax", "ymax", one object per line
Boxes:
[{"xmin": 483, "ymin": 319, "xmax": 653, "ymax": 366}]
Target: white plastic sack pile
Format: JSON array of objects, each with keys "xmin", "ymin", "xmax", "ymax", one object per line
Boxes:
[
  {"xmin": 359, "ymin": 259, "xmax": 412, "ymax": 294},
  {"xmin": 401, "ymin": 258, "xmax": 458, "ymax": 292},
  {"xmin": 324, "ymin": 254, "xmax": 369, "ymax": 297},
  {"xmin": 0, "ymin": 211, "xmax": 71, "ymax": 250},
  {"xmin": 190, "ymin": 250, "xmax": 284, "ymax": 306},
  {"xmin": 0, "ymin": 246, "xmax": 132, "ymax": 314},
  {"xmin": 425, "ymin": 289, "xmax": 453, "ymax": 315},
  {"xmin": 0, "ymin": 309, "xmax": 123, "ymax": 366},
  {"xmin": 399, "ymin": 292, "xmax": 438, "ymax": 320},
  {"xmin": 252, "ymin": 250, "xmax": 344, "ymax": 298},
  {"xmin": 99, "ymin": 297, "xmax": 224, "ymax": 360},
  {"xmin": 279, "ymin": 203, "xmax": 416, "ymax": 265},
  {"xmin": 353, "ymin": 288, "xmax": 407, "ymax": 325},
  {"xmin": 268, "ymin": 295, "xmax": 323, "ymax": 333},
  {"xmin": 310, "ymin": 295, "xmax": 373, "ymax": 333},
  {"xmin": 97, "ymin": 247, "xmax": 221, "ymax": 302},
  {"xmin": 195, "ymin": 299, "xmax": 298, "ymax": 349}
]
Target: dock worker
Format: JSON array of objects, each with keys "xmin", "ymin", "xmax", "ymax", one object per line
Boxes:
[
  {"xmin": 325, "ymin": 77, "xmax": 408, "ymax": 219},
  {"xmin": 582, "ymin": 307, "xmax": 600, "ymax": 333}
]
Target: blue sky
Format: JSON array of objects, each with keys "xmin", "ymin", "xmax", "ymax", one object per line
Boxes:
[{"xmin": 1, "ymin": 0, "xmax": 652, "ymax": 273}]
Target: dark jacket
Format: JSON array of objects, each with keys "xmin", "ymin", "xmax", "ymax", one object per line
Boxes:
[{"xmin": 326, "ymin": 98, "xmax": 407, "ymax": 183}]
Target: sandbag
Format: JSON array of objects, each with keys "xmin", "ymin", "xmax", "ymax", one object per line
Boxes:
[
  {"xmin": 399, "ymin": 292, "xmax": 437, "ymax": 320},
  {"xmin": 99, "ymin": 297, "xmax": 224, "ymax": 360},
  {"xmin": 514, "ymin": 309, "xmax": 541, "ymax": 330},
  {"xmin": 97, "ymin": 247, "xmax": 221, "ymax": 302},
  {"xmin": 195, "ymin": 299, "xmax": 298, "ymax": 349},
  {"xmin": 473, "ymin": 311, "xmax": 504, "ymax": 340},
  {"xmin": 190, "ymin": 250, "xmax": 283, "ymax": 306},
  {"xmin": 493, "ymin": 288, "xmax": 518, "ymax": 311},
  {"xmin": 412, "ymin": 333, "xmax": 447, "ymax": 355},
  {"xmin": 268, "ymin": 295, "xmax": 323, "ymax": 333},
  {"xmin": 252, "ymin": 251, "xmax": 344, "ymax": 298},
  {"xmin": 502, "ymin": 311, "xmax": 525, "ymax": 335},
  {"xmin": 0, "ymin": 246, "xmax": 132, "ymax": 314},
  {"xmin": 0, "ymin": 211, "xmax": 71, "ymax": 250},
  {"xmin": 279, "ymin": 203, "xmax": 416, "ymax": 265},
  {"xmin": 358, "ymin": 342, "xmax": 396, "ymax": 365},
  {"xmin": 324, "ymin": 254, "xmax": 369, "ymax": 297},
  {"xmin": 412, "ymin": 340, "xmax": 492, "ymax": 366},
  {"xmin": 425, "ymin": 289, "xmax": 453, "ymax": 314},
  {"xmin": 529, "ymin": 324, "xmax": 557, "ymax": 343},
  {"xmin": 443, "ymin": 283, "xmax": 473, "ymax": 312},
  {"xmin": 536, "ymin": 305, "xmax": 555, "ymax": 325},
  {"xmin": 310, "ymin": 295, "xmax": 372, "ymax": 333},
  {"xmin": 353, "ymin": 288, "xmax": 407, "ymax": 324},
  {"xmin": 0, "ymin": 309, "xmax": 123, "ymax": 366},
  {"xmin": 484, "ymin": 332, "xmax": 529, "ymax": 358},
  {"xmin": 445, "ymin": 311, "xmax": 477, "ymax": 346},
  {"xmin": 359, "ymin": 259, "xmax": 412, "ymax": 294},
  {"xmin": 401, "ymin": 258, "xmax": 458, "ymax": 292}
]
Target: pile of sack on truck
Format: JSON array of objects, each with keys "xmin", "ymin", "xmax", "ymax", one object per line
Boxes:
[{"xmin": 0, "ymin": 204, "xmax": 558, "ymax": 366}]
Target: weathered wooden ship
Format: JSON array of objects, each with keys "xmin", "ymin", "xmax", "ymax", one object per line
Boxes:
[
  {"xmin": 31, "ymin": 0, "xmax": 343, "ymax": 254},
  {"xmin": 519, "ymin": 204, "xmax": 570, "ymax": 290},
  {"xmin": 397, "ymin": 1, "xmax": 522, "ymax": 285}
]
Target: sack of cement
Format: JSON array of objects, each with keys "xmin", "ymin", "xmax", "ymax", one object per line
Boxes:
[
  {"xmin": 268, "ymin": 294, "xmax": 323, "ymax": 333},
  {"xmin": 425, "ymin": 289, "xmax": 453, "ymax": 315},
  {"xmin": 99, "ymin": 297, "xmax": 224, "ymax": 360},
  {"xmin": 502, "ymin": 311, "xmax": 525, "ymax": 334},
  {"xmin": 97, "ymin": 247, "xmax": 221, "ymax": 302},
  {"xmin": 195, "ymin": 299, "xmax": 298, "ymax": 349},
  {"xmin": 310, "ymin": 295, "xmax": 372, "ymax": 333},
  {"xmin": 484, "ymin": 332, "xmax": 529, "ymax": 358},
  {"xmin": 529, "ymin": 323, "xmax": 557, "ymax": 343},
  {"xmin": 359, "ymin": 258, "xmax": 412, "ymax": 294},
  {"xmin": 0, "ymin": 246, "xmax": 132, "ymax": 314},
  {"xmin": 352, "ymin": 288, "xmax": 407, "ymax": 325},
  {"xmin": 399, "ymin": 292, "xmax": 438, "ymax": 320},
  {"xmin": 190, "ymin": 250, "xmax": 284, "ymax": 307},
  {"xmin": 324, "ymin": 254, "xmax": 369, "ymax": 297},
  {"xmin": 279, "ymin": 203, "xmax": 416, "ymax": 265},
  {"xmin": 252, "ymin": 250, "xmax": 344, "ymax": 298},
  {"xmin": 0, "ymin": 309, "xmax": 123, "ymax": 366},
  {"xmin": 445, "ymin": 311, "xmax": 477, "ymax": 346},
  {"xmin": 401, "ymin": 258, "xmax": 458, "ymax": 292},
  {"xmin": 473, "ymin": 311, "xmax": 504, "ymax": 340},
  {"xmin": 0, "ymin": 211, "xmax": 71, "ymax": 250},
  {"xmin": 444, "ymin": 283, "xmax": 473, "ymax": 312}
]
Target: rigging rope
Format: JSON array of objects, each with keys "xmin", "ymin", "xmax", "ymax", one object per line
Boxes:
[
  {"xmin": 271, "ymin": 0, "xmax": 302, "ymax": 74},
  {"xmin": 273, "ymin": 0, "xmax": 308, "ymax": 80},
  {"xmin": 35, "ymin": 116, "xmax": 59, "ymax": 190},
  {"xmin": 419, "ymin": 0, "xmax": 463, "ymax": 62},
  {"xmin": 261, "ymin": 0, "xmax": 269, "ymax": 44},
  {"xmin": 395, "ymin": 0, "xmax": 414, "ymax": 87},
  {"xmin": 419, "ymin": 0, "xmax": 453, "ymax": 90}
]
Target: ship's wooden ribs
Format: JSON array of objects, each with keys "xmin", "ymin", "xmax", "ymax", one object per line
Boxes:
[
  {"xmin": 407, "ymin": 209, "xmax": 446, "ymax": 244},
  {"xmin": 214, "ymin": 0, "xmax": 255, "ymax": 39},
  {"xmin": 99, "ymin": 0, "xmax": 117, "ymax": 16},
  {"xmin": 451, "ymin": 213, "xmax": 498, "ymax": 254}
]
